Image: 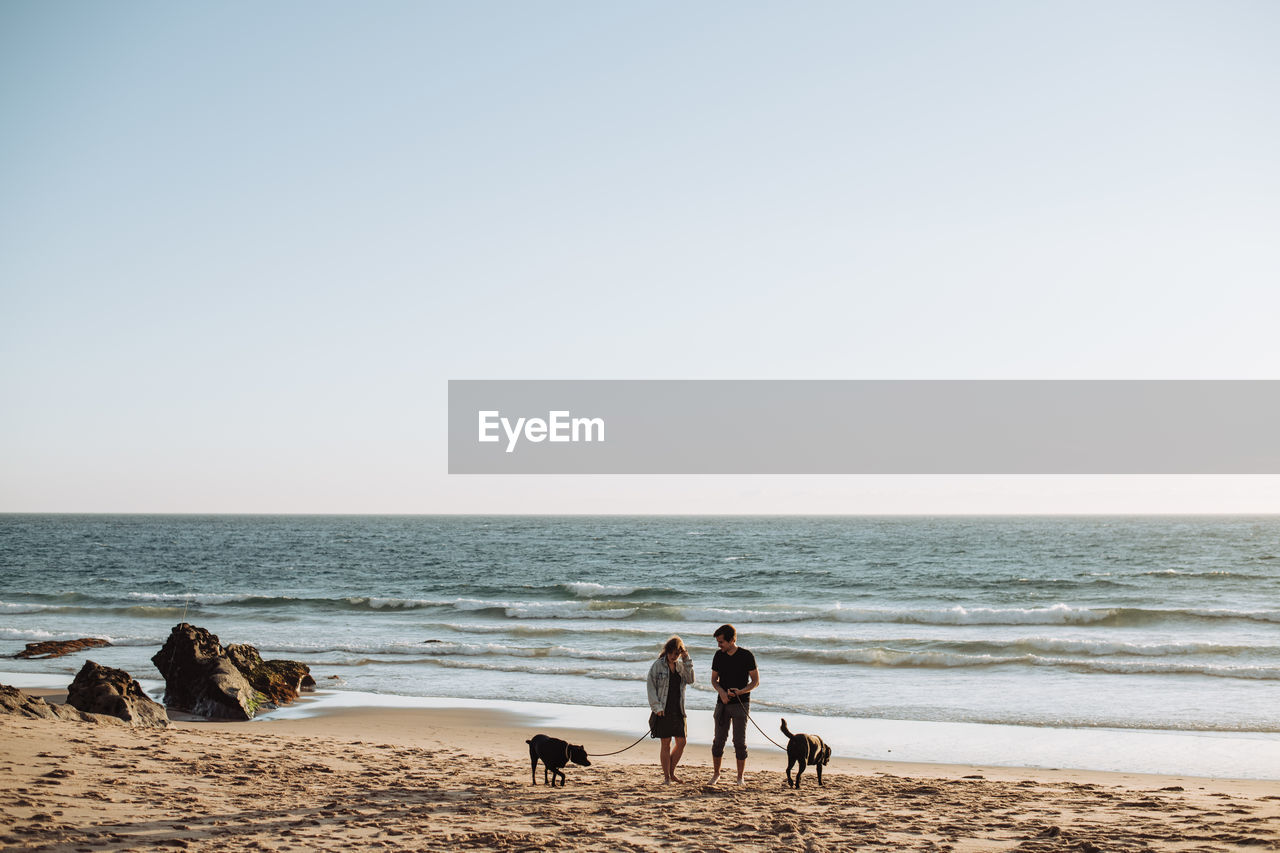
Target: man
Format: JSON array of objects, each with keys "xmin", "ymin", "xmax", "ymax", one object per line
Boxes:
[{"xmin": 709, "ymin": 623, "xmax": 759, "ymax": 786}]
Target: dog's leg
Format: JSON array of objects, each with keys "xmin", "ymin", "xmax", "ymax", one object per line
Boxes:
[
  {"xmin": 530, "ymin": 748, "xmax": 538, "ymax": 786},
  {"xmin": 816, "ymin": 761, "xmax": 823, "ymax": 787},
  {"xmin": 796, "ymin": 758, "xmax": 806, "ymax": 789}
]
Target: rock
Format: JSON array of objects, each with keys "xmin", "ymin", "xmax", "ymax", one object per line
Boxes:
[
  {"xmin": 66, "ymin": 661, "xmax": 169, "ymax": 728},
  {"xmin": 0, "ymin": 684, "xmax": 125, "ymax": 726},
  {"xmin": 151, "ymin": 624, "xmax": 261, "ymax": 720},
  {"xmin": 14, "ymin": 638, "xmax": 112, "ymax": 659},
  {"xmin": 226, "ymin": 643, "xmax": 315, "ymax": 705},
  {"xmin": 224, "ymin": 642, "xmax": 263, "ymax": 675}
]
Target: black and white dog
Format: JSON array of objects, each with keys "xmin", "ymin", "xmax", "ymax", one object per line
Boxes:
[
  {"xmin": 780, "ymin": 718, "xmax": 831, "ymax": 788},
  {"xmin": 526, "ymin": 734, "xmax": 591, "ymax": 787}
]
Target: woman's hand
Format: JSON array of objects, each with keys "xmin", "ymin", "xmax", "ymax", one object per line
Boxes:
[{"xmin": 654, "ymin": 710, "xmax": 665, "ymax": 717}]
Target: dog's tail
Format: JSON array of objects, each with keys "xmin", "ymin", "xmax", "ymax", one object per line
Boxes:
[
  {"xmin": 525, "ymin": 739, "xmax": 532, "ymax": 744},
  {"xmin": 780, "ymin": 718, "xmax": 794, "ymax": 739}
]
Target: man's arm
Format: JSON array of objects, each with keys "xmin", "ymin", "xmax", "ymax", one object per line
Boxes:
[{"xmin": 711, "ymin": 668, "xmax": 729, "ymax": 703}]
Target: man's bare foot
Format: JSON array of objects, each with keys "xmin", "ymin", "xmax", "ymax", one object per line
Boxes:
[{"xmin": 708, "ymin": 772, "xmax": 720, "ymax": 786}]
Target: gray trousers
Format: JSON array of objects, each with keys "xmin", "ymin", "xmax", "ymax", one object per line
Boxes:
[{"xmin": 711, "ymin": 700, "xmax": 748, "ymax": 760}]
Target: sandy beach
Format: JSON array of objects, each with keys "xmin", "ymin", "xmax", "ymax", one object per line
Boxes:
[{"xmin": 3, "ymin": 690, "xmax": 1278, "ymax": 852}]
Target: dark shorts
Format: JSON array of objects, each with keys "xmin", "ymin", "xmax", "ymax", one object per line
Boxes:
[{"xmin": 649, "ymin": 711, "xmax": 687, "ymax": 739}]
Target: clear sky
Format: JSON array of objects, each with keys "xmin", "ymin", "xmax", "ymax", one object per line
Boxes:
[{"xmin": 3, "ymin": 1, "xmax": 1279, "ymax": 513}]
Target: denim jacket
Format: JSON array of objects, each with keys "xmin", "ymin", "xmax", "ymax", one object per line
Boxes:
[{"xmin": 646, "ymin": 655, "xmax": 695, "ymax": 714}]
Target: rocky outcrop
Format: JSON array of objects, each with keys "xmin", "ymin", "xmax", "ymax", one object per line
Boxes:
[
  {"xmin": 150, "ymin": 624, "xmax": 314, "ymax": 720},
  {"xmin": 151, "ymin": 624, "xmax": 261, "ymax": 720},
  {"xmin": 224, "ymin": 643, "xmax": 263, "ymax": 679},
  {"xmin": 0, "ymin": 684, "xmax": 125, "ymax": 725},
  {"xmin": 66, "ymin": 661, "xmax": 169, "ymax": 728},
  {"xmin": 14, "ymin": 638, "xmax": 112, "ymax": 659},
  {"xmin": 226, "ymin": 643, "xmax": 315, "ymax": 706}
]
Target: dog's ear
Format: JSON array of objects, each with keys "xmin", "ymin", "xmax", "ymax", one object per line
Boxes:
[{"xmin": 822, "ymin": 745, "xmax": 832, "ymax": 764}]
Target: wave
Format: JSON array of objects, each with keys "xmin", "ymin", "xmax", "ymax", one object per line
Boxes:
[
  {"xmin": 733, "ymin": 630, "xmax": 1271, "ymax": 658},
  {"xmin": 712, "ymin": 603, "xmax": 1280, "ymax": 627},
  {"xmin": 0, "ymin": 602, "xmax": 51, "ymax": 614},
  {"xmin": 0, "ymin": 603, "xmax": 195, "ymax": 619},
  {"xmin": 116, "ymin": 593, "xmax": 456, "ymax": 612},
  {"xmin": 749, "ymin": 645, "xmax": 1280, "ymax": 680},
  {"xmin": 560, "ymin": 582, "xmax": 667, "ymax": 599},
  {"xmin": 419, "ymin": 622, "xmax": 658, "ymax": 639},
  {"xmin": 259, "ymin": 640, "xmax": 654, "ymax": 663},
  {"xmin": 0, "ymin": 628, "xmax": 163, "ymax": 646},
  {"xmin": 680, "ymin": 603, "xmax": 1125, "ymax": 625},
  {"xmin": 244, "ymin": 633, "xmax": 1280, "ymax": 682},
  {"xmin": 1140, "ymin": 569, "xmax": 1272, "ymax": 581},
  {"xmin": 127, "ymin": 592, "xmax": 265, "ymax": 605},
  {"xmin": 5, "ymin": 592, "xmax": 1279, "ymax": 628},
  {"xmin": 406, "ymin": 657, "xmax": 643, "ymax": 681},
  {"xmin": 1036, "ymin": 658, "xmax": 1280, "ymax": 680},
  {"xmin": 450, "ymin": 598, "xmax": 644, "ymax": 620},
  {"xmin": 973, "ymin": 636, "xmax": 1261, "ymax": 657},
  {"xmin": 838, "ymin": 604, "xmax": 1122, "ymax": 626},
  {"xmin": 257, "ymin": 655, "xmax": 643, "ymax": 681},
  {"xmin": 751, "ymin": 636, "xmax": 1267, "ymax": 660},
  {"xmin": 283, "ymin": 642, "xmax": 1280, "ymax": 683}
]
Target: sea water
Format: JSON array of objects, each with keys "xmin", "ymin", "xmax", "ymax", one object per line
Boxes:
[{"xmin": 2, "ymin": 515, "xmax": 1277, "ymax": 776}]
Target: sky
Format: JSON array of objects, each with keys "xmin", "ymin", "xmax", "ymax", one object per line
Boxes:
[{"xmin": 2, "ymin": 1, "xmax": 1279, "ymax": 514}]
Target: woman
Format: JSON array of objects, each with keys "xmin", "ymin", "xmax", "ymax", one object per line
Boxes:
[{"xmin": 646, "ymin": 635, "xmax": 695, "ymax": 784}]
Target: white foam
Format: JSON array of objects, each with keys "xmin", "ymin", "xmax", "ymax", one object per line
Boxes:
[
  {"xmin": 259, "ymin": 689, "xmax": 1280, "ymax": 780},
  {"xmin": 829, "ymin": 603, "xmax": 1112, "ymax": 626},
  {"xmin": 564, "ymin": 582, "xmax": 639, "ymax": 598}
]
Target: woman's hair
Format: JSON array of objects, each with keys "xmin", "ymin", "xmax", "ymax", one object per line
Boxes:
[{"xmin": 661, "ymin": 635, "xmax": 684, "ymax": 658}]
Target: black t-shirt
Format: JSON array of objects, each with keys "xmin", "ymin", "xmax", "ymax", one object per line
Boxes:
[{"xmin": 712, "ymin": 647, "xmax": 757, "ymax": 698}]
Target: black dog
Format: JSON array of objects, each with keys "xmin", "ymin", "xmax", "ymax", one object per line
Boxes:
[
  {"xmin": 780, "ymin": 718, "xmax": 831, "ymax": 788},
  {"xmin": 526, "ymin": 734, "xmax": 591, "ymax": 787}
]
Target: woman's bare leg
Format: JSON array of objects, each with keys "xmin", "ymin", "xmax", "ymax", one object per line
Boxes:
[{"xmin": 669, "ymin": 736, "xmax": 686, "ymax": 781}]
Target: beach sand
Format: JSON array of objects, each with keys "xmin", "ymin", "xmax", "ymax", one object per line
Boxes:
[{"xmin": 2, "ymin": 692, "xmax": 1278, "ymax": 852}]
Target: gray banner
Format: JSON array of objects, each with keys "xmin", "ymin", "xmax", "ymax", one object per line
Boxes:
[{"xmin": 448, "ymin": 380, "xmax": 1280, "ymax": 474}]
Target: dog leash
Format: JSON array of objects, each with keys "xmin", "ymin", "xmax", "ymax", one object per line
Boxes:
[
  {"xmin": 586, "ymin": 730, "xmax": 650, "ymax": 757},
  {"xmin": 731, "ymin": 693, "xmax": 788, "ymax": 751},
  {"xmin": 584, "ymin": 697, "xmax": 790, "ymax": 758}
]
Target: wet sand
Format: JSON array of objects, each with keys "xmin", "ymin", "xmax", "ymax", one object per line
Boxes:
[{"xmin": 2, "ymin": 697, "xmax": 1278, "ymax": 852}]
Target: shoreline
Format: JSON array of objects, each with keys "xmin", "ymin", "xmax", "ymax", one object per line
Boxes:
[
  {"xmin": 7, "ymin": 671, "xmax": 1280, "ymax": 783},
  {"xmin": 248, "ymin": 703, "xmax": 1280, "ymax": 797},
  {"xmin": 2, "ymin": 692, "xmax": 1278, "ymax": 852}
]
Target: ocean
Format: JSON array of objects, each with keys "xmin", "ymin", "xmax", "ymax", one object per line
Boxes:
[{"xmin": 3, "ymin": 515, "xmax": 1278, "ymax": 776}]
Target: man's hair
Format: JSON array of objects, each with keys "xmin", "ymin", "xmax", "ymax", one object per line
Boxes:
[{"xmin": 713, "ymin": 624, "xmax": 736, "ymax": 642}]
